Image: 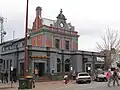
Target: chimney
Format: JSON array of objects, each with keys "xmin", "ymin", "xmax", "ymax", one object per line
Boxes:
[{"xmin": 36, "ymin": 6, "xmax": 42, "ymax": 18}]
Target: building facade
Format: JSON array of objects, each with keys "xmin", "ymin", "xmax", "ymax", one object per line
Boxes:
[{"xmin": 0, "ymin": 6, "xmax": 105, "ymax": 77}]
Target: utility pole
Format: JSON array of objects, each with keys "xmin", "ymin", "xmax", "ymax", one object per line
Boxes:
[
  {"xmin": 24, "ymin": 0, "xmax": 29, "ymax": 77},
  {"xmin": 0, "ymin": 17, "xmax": 6, "ymax": 44}
]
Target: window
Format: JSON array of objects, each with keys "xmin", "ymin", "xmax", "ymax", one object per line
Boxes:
[
  {"xmin": 79, "ymin": 73, "xmax": 89, "ymax": 76},
  {"xmin": 3, "ymin": 60, "xmax": 5, "ymax": 69},
  {"xmin": 55, "ymin": 39, "xmax": 60, "ymax": 49},
  {"xmin": 7, "ymin": 60, "xmax": 9, "ymax": 69},
  {"xmin": 9, "ymin": 46, "xmax": 12, "ymax": 49},
  {"xmin": 22, "ymin": 41, "xmax": 24, "ymax": 46},
  {"xmin": 65, "ymin": 59, "xmax": 70, "ymax": 72},
  {"xmin": 0, "ymin": 59, "xmax": 3, "ymax": 63},
  {"xmin": 10, "ymin": 60, "xmax": 12, "ymax": 67},
  {"xmin": 2, "ymin": 47, "xmax": 4, "ymax": 51},
  {"xmin": 20, "ymin": 63, "xmax": 24, "ymax": 76},
  {"xmin": 57, "ymin": 58, "xmax": 61, "ymax": 72},
  {"xmin": 8, "ymin": 46, "xmax": 10, "ymax": 50},
  {"xmin": 65, "ymin": 40, "xmax": 69, "ymax": 50}
]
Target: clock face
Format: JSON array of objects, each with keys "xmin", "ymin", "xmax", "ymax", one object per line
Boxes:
[{"xmin": 60, "ymin": 22, "xmax": 64, "ymax": 28}]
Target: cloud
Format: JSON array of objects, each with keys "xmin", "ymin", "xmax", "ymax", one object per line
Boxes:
[{"xmin": 1, "ymin": 0, "xmax": 120, "ymax": 51}]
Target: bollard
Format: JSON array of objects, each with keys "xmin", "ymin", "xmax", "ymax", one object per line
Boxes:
[
  {"xmin": 33, "ymin": 79, "xmax": 35, "ymax": 88},
  {"xmin": 18, "ymin": 76, "xmax": 33, "ymax": 90}
]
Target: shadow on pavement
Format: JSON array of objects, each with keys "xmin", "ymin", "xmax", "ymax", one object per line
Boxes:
[{"xmin": 0, "ymin": 87, "xmax": 16, "ymax": 89}]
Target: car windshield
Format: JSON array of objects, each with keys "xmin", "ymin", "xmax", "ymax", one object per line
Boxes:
[
  {"xmin": 97, "ymin": 70, "xmax": 104, "ymax": 74},
  {"xmin": 79, "ymin": 73, "xmax": 89, "ymax": 76}
]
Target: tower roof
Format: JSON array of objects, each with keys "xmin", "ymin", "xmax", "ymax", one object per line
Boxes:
[
  {"xmin": 56, "ymin": 9, "xmax": 67, "ymax": 20},
  {"xmin": 36, "ymin": 6, "xmax": 42, "ymax": 11}
]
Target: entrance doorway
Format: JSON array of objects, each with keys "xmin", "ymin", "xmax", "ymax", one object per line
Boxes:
[
  {"xmin": 34, "ymin": 63, "xmax": 45, "ymax": 77},
  {"xmin": 85, "ymin": 64, "xmax": 91, "ymax": 75}
]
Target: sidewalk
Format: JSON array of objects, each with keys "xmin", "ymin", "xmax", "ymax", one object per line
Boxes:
[{"xmin": 0, "ymin": 80, "xmax": 75, "ymax": 90}]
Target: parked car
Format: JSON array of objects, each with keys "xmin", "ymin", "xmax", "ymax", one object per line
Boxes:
[
  {"xmin": 76, "ymin": 72, "xmax": 91, "ymax": 84},
  {"xmin": 117, "ymin": 72, "xmax": 120, "ymax": 79},
  {"xmin": 94, "ymin": 69, "xmax": 107, "ymax": 82}
]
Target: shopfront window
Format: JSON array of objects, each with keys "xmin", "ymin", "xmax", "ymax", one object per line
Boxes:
[
  {"xmin": 57, "ymin": 58, "xmax": 61, "ymax": 72},
  {"xmin": 65, "ymin": 59, "xmax": 70, "ymax": 72}
]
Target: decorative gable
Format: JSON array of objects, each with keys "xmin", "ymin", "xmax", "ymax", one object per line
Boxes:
[{"xmin": 54, "ymin": 9, "xmax": 75, "ymax": 31}]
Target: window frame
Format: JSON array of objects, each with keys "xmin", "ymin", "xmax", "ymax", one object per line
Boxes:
[
  {"xmin": 65, "ymin": 40, "xmax": 69, "ymax": 50},
  {"xmin": 55, "ymin": 39, "xmax": 60, "ymax": 49}
]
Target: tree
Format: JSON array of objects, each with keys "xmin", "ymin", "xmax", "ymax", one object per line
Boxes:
[{"xmin": 96, "ymin": 28, "xmax": 120, "ymax": 70}]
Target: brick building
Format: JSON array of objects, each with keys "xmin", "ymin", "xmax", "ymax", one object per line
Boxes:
[{"xmin": 0, "ymin": 6, "xmax": 105, "ymax": 77}]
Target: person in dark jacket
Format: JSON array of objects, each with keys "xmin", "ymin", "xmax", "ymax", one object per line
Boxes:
[
  {"xmin": 13, "ymin": 68, "xmax": 17, "ymax": 83},
  {"xmin": 113, "ymin": 69, "xmax": 119, "ymax": 86},
  {"xmin": 4, "ymin": 71, "xmax": 8, "ymax": 83},
  {"xmin": 1, "ymin": 70, "xmax": 4, "ymax": 83}
]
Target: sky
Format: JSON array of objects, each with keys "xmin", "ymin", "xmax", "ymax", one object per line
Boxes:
[{"xmin": 0, "ymin": 0, "xmax": 120, "ymax": 51}]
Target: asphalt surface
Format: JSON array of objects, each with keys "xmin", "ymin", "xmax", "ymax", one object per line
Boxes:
[
  {"xmin": 55, "ymin": 81, "xmax": 120, "ymax": 90},
  {"xmin": 0, "ymin": 81, "xmax": 120, "ymax": 90}
]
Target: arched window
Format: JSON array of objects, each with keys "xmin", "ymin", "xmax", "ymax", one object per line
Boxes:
[
  {"xmin": 57, "ymin": 58, "xmax": 61, "ymax": 72},
  {"xmin": 65, "ymin": 59, "xmax": 70, "ymax": 72}
]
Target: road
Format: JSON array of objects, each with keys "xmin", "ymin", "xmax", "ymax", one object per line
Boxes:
[
  {"xmin": 55, "ymin": 82, "xmax": 120, "ymax": 90},
  {"xmin": 0, "ymin": 81, "xmax": 120, "ymax": 90}
]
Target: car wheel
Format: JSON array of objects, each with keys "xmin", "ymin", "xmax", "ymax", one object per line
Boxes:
[
  {"xmin": 76, "ymin": 81, "xmax": 80, "ymax": 84},
  {"xmin": 97, "ymin": 78, "xmax": 99, "ymax": 82},
  {"xmin": 88, "ymin": 81, "xmax": 91, "ymax": 84},
  {"xmin": 104, "ymin": 78, "xmax": 107, "ymax": 82}
]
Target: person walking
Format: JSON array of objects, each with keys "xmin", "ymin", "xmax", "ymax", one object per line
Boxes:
[
  {"xmin": 106, "ymin": 69, "xmax": 113, "ymax": 87},
  {"xmin": 72, "ymin": 70, "xmax": 76, "ymax": 80},
  {"xmin": 13, "ymin": 69, "xmax": 17, "ymax": 83},
  {"xmin": 34, "ymin": 68, "xmax": 39, "ymax": 80},
  {"xmin": 113, "ymin": 69, "xmax": 119, "ymax": 86},
  {"xmin": 4, "ymin": 71, "xmax": 8, "ymax": 83},
  {"xmin": 63, "ymin": 73, "xmax": 69, "ymax": 84},
  {"xmin": 1, "ymin": 70, "xmax": 4, "ymax": 83}
]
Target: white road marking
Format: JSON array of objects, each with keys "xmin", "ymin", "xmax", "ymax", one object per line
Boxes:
[{"xmin": 56, "ymin": 82, "xmax": 107, "ymax": 90}]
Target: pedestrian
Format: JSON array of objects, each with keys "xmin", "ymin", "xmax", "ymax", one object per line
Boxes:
[
  {"xmin": 72, "ymin": 70, "xmax": 76, "ymax": 80},
  {"xmin": 113, "ymin": 69, "xmax": 119, "ymax": 86},
  {"xmin": 63, "ymin": 73, "xmax": 69, "ymax": 84},
  {"xmin": 34, "ymin": 68, "xmax": 39, "ymax": 80},
  {"xmin": 13, "ymin": 68, "xmax": 17, "ymax": 83},
  {"xmin": 4, "ymin": 70, "xmax": 8, "ymax": 83},
  {"xmin": 1, "ymin": 70, "xmax": 4, "ymax": 83},
  {"xmin": 106, "ymin": 69, "xmax": 113, "ymax": 87}
]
